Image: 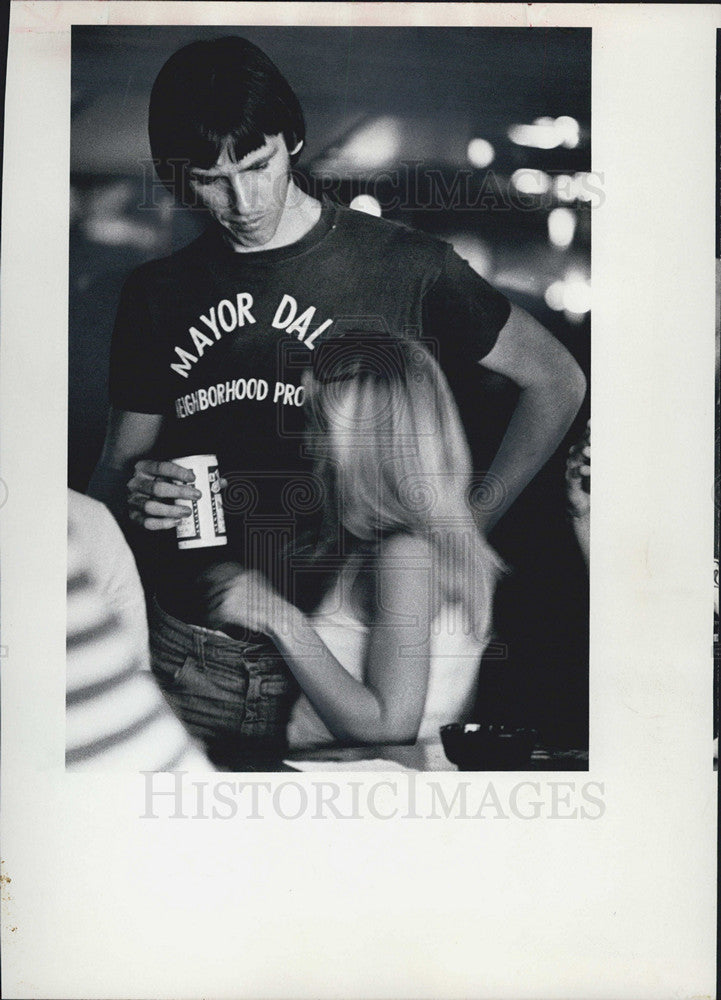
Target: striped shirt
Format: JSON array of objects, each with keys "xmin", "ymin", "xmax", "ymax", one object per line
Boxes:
[{"xmin": 67, "ymin": 490, "xmax": 209, "ymax": 771}]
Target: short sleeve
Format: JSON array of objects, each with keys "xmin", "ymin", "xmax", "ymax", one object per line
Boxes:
[
  {"xmin": 108, "ymin": 269, "xmax": 169, "ymax": 414},
  {"xmin": 422, "ymin": 245, "xmax": 511, "ymax": 362}
]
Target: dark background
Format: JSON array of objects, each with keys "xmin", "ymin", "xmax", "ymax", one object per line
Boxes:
[{"xmin": 69, "ymin": 26, "xmax": 591, "ymax": 750}]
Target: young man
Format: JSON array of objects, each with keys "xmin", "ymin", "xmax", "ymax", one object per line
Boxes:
[{"xmin": 89, "ymin": 36, "xmax": 586, "ymax": 767}]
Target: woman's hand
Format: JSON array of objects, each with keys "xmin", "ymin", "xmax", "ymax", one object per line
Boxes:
[{"xmin": 200, "ymin": 562, "xmax": 286, "ymax": 634}]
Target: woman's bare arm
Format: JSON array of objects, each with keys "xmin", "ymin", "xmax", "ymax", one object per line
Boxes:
[{"xmin": 203, "ymin": 535, "xmax": 438, "ymax": 745}]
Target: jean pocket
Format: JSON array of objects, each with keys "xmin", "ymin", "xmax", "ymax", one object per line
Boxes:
[
  {"xmin": 151, "ymin": 652, "xmax": 196, "ymax": 687},
  {"xmin": 255, "ymin": 674, "xmax": 298, "ymax": 730}
]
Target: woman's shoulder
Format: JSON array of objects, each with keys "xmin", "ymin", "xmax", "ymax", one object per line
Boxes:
[
  {"xmin": 340, "ymin": 531, "xmax": 433, "ymax": 577},
  {"xmin": 325, "ymin": 532, "xmax": 437, "ymax": 623}
]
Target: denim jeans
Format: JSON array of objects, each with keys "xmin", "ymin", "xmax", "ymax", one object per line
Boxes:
[{"xmin": 149, "ymin": 598, "xmax": 298, "ymax": 770}]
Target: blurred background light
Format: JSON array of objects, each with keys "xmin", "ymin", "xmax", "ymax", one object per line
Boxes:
[
  {"xmin": 544, "ymin": 280, "xmax": 566, "ymax": 311},
  {"xmin": 324, "ymin": 116, "xmax": 401, "ymax": 171},
  {"xmin": 511, "ymin": 168, "xmax": 551, "ymax": 195},
  {"xmin": 508, "ymin": 119, "xmax": 558, "ymax": 149},
  {"xmin": 544, "ymin": 274, "xmax": 591, "ymax": 315},
  {"xmin": 508, "ymin": 115, "xmax": 580, "ymax": 150},
  {"xmin": 349, "ymin": 194, "xmax": 382, "ymax": 217},
  {"xmin": 554, "ymin": 115, "xmax": 580, "ymax": 149},
  {"xmin": 466, "ymin": 137, "xmax": 495, "ymax": 169},
  {"xmin": 448, "ymin": 234, "xmax": 493, "ymax": 278},
  {"xmin": 562, "ymin": 275, "xmax": 592, "ymax": 314},
  {"xmin": 547, "ymin": 207, "xmax": 577, "ymax": 249}
]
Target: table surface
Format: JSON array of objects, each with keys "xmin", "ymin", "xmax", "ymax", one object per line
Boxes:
[{"xmin": 282, "ymin": 739, "xmax": 589, "ymax": 772}]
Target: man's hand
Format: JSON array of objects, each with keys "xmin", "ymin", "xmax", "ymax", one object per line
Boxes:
[
  {"xmin": 565, "ymin": 420, "xmax": 590, "ymax": 567},
  {"xmin": 565, "ymin": 420, "xmax": 591, "ymax": 520},
  {"xmin": 200, "ymin": 563, "xmax": 286, "ymax": 634},
  {"xmin": 127, "ymin": 459, "xmax": 202, "ymax": 530}
]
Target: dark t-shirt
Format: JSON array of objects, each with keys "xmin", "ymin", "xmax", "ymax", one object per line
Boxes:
[{"xmin": 109, "ymin": 199, "xmax": 510, "ymax": 619}]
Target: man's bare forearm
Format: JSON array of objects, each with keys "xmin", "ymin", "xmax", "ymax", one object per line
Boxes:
[
  {"xmin": 87, "ymin": 459, "xmax": 135, "ymax": 526},
  {"xmin": 477, "ymin": 367, "xmax": 586, "ymax": 533},
  {"xmin": 87, "ymin": 409, "xmax": 165, "ymax": 527}
]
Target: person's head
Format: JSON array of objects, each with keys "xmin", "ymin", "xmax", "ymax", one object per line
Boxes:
[
  {"xmin": 306, "ymin": 338, "xmax": 471, "ymax": 537},
  {"xmin": 304, "ymin": 336, "xmax": 503, "ymax": 637},
  {"xmin": 149, "ymin": 36, "xmax": 306, "ymax": 245}
]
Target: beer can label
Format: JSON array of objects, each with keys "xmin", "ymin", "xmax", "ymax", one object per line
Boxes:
[
  {"xmin": 209, "ymin": 466, "xmax": 226, "ymax": 537},
  {"xmin": 172, "ymin": 453, "xmax": 228, "ymax": 550},
  {"xmin": 175, "ymin": 497, "xmax": 201, "ymax": 540}
]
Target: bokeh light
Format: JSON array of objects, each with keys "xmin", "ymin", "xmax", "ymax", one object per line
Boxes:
[
  {"xmin": 511, "ymin": 169, "xmax": 551, "ymax": 196},
  {"xmin": 508, "ymin": 115, "xmax": 580, "ymax": 150},
  {"xmin": 548, "ymin": 207, "xmax": 577, "ymax": 249},
  {"xmin": 349, "ymin": 194, "xmax": 382, "ymax": 217},
  {"xmin": 334, "ymin": 116, "xmax": 401, "ymax": 170},
  {"xmin": 466, "ymin": 138, "xmax": 495, "ymax": 169}
]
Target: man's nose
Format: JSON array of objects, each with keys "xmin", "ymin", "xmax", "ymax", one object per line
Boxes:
[{"xmin": 229, "ymin": 174, "xmax": 259, "ymax": 212}]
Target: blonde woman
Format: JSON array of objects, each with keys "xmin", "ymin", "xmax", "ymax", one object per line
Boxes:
[{"xmin": 202, "ymin": 338, "xmax": 503, "ymax": 749}]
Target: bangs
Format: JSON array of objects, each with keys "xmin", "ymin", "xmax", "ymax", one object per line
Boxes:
[
  {"xmin": 185, "ymin": 123, "xmax": 269, "ymax": 171},
  {"xmin": 179, "ymin": 69, "xmax": 296, "ymax": 170}
]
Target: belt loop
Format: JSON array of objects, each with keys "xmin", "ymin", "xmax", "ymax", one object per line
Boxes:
[{"xmin": 194, "ymin": 630, "xmax": 205, "ymax": 669}]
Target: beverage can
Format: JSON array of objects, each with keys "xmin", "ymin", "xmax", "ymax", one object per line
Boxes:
[{"xmin": 171, "ymin": 453, "xmax": 228, "ymax": 550}]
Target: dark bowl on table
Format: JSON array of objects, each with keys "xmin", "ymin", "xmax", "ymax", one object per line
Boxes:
[{"xmin": 440, "ymin": 723, "xmax": 538, "ymax": 771}]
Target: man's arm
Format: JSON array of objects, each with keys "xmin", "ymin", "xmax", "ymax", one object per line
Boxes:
[
  {"xmin": 89, "ymin": 407, "xmax": 209, "ymax": 532},
  {"xmin": 87, "ymin": 408, "xmax": 165, "ymax": 525},
  {"xmin": 477, "ymin": 302, "xmax": 587, "ymax": 533}
]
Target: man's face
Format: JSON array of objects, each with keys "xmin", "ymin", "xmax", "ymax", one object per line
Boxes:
[{"xmin": 188, "ymin": 133, "xmax": 293, "ymax": 249}]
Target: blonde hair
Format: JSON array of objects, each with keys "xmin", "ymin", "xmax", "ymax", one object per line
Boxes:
[{"xmin": 303, "ymin": 337, "xmax": 503, "ymax": 642}]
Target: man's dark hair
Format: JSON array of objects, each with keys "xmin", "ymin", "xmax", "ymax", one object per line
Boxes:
[{"xmin": 148, "ymin": 35, "xmax": 306, "ymax": 203}]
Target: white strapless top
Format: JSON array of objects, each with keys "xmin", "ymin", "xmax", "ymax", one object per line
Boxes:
[{"xmin": 287, "ymin": 582, "xmax": 486, "ymax": 749}]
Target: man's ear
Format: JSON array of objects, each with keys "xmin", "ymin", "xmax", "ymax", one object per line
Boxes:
[{"xmin": 288, "ymin": 138, "xmax": 304, "ymax": 157}]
